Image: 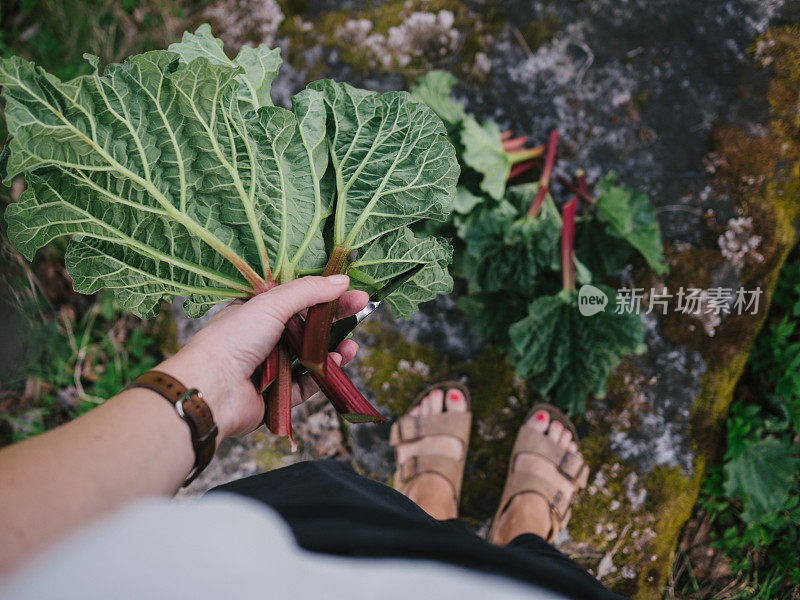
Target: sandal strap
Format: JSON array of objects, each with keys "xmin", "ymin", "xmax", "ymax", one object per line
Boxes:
[
  {"xmin": 396, "ymin": 454, "xmax": 465, "ymax": 499},
  {"xmin": 512, "ymin": 426, "xmax": 589, "ymax": 487},
  {"xmin": 499, "ymin": 472, "xmax": 574, "ymax": 523},
  {"xmin": 389, "ymin": 412, "xmax": 472, "ymax": 448}
]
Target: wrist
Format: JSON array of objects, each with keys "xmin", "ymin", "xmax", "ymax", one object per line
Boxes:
[{"xmin": 154, "ymin": 355, "xmax": 233, "ymax": 444}]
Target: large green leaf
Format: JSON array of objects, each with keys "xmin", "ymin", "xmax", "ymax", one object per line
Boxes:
[
  {"xmin": 457, "ymin": 291, "xmax": 528, "ymax": 349},
  {"xmin": 509, "ymin": 287, "xmax": 644, "ymax": 413},
  {"xmin": 724, "ymin": 436, "xmax": 799, "ymax": 525},
  {"xmin": 594, "ymin": 172, "xmax": 667, "ymax": 274},
  {"xmin": 311, "ymin": 79, "xmax": 457, "ymax": 249},
  {"xmin": 2, "ymin": 27, "xmax": 457, "ymax": 319},
  {"xmin": 2, "ymin": 51, "xmax": 264, "ymax": 317},
  {"xmin": 410, "ymin": 70, "xmax": 466, "ymax": 133},
  {"xmin": 463, "ymin": 182, "xmax": 561, "ymax": 293},
  {"xmin": 349, "ymin": 228, "xmax": 453, "ymax": 318},
  {"xmin": 575, "ymin": 213, "xmax": 634, "ymax": 279},
  {"xmin": 308, "ymin": 79, "xmax": 458, "ymax": 315},
  {"xmin": 461, "ymin": 117, "xmax": 513, "ymax": 200},
  {"xmin": 168, "ymin": 23, "xmax": 281, "ymax": 112}
]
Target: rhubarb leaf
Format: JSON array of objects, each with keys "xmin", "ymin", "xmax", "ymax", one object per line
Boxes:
[
  {"xmin": 410, "ymin": 70, "xmax": 466, "ymax": 133},
  {"xmin": 461, "ymin": 117, "xmax": 512, "ymax": 200},
  {"xmin": 594, "ymin": 172, "xmax": 667, "ymax": 275},
  {"xmin": 168, "ymin": 23, "xmax": 281, "ymax": 111},
  {"xmin": 2, "ymin": 28, "xmax": 457, "ymax": 324},
  {"xmin": 312, "ymin": 79, "xmax": 457, "ymax": 248},
  {"xmin": 453, "ymin": 186, "xmax": 484, "ymax": 215},
  {"xmin": 464, "ymin": 183, "xmax": 561, "ymax": 293},
  {"xmin": 349, "ymin": 228, "xmax": 453, "ymax": 318},
  {"xmin": 0, "ymin": 45, "xmax": 339, "ymax": 315},
  {"xmin": 309, "ymin": 79, "xmax": 458, "ymax": 307},
  {"xmin": 508, "ymin": 288, "xmax": 644, "ymax": 414},
  {"xmin": 1, "ymin": 52, "xmax": 264, "ymax": 317}
]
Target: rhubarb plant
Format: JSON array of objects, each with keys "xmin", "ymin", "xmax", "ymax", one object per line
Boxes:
[
  {"xmin": 411, "ymin": 69, "xmax": 664, "ymax": 414},
  {"xmin": 508, "ymin": 198, "xmax": 644, "ymax": 413},
  {"xmin": 412, "ymin": 70, "xmax": 543, "ymax": 201},
  {"xmin": 1, "ymin": 25, "xmax": 458, "ymax": 437},
  {"xmin": 463, "ymin": 181, "xmax": 561, "ymax": 294}
]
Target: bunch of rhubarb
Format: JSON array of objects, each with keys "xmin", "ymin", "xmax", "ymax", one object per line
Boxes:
[
  {"xmin": 1, "ymin": 25, "xmax": 458, "ymax": 439},
  {"xmin": 411, "ymin": 70, "xmax": 665, "ymax": 414}
]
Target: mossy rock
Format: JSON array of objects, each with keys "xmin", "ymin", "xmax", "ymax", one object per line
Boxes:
[
  {"xmin": 345, "ymin": 24, "xmax": 800, "ymax": 600},
  {"xmin": 278, "ymin": 0, "xmax": 504, "ymax": 82}
]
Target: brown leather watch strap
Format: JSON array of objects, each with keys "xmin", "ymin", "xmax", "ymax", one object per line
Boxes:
[{"xmin": 127, "ymin": 370, "xmax": 217, "ymax": 487}]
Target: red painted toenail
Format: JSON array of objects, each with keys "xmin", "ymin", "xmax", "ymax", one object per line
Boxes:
[
  {"xmin": 448, "ymin": 392, "xmax": 459, "ymax": 401},
  {"xmin": 535, "ymin": 412, "xmax": 546, "ymax": 421}
]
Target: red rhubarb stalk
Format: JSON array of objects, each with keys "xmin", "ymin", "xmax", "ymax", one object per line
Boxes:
[
  {"xmin": 501, "ymin": 136, "xmax": 528, "ymax": 151},
  {"xmin": 300, "ymin": 247, "xmax": 353, "ymax": 376},
  {"xmin": 561, "ymin": 196, "xmax": 578, "ymax": 292},
  {"xmin": 264, "ymin": 341, "xmax": 294, "ymax": 444},
  {"xmin": 500, "ymin": 129, "xmax": 513, "ymax": 141},
  {"xmin": 526, "ymin": 130, "xmax": 559, "ymax": 218},
  {"xmin": 576, "ymin": 169, "xmax": 588, "ymax": 197},
  {"xmin": 259, "ymin": 348, "xmax": 279, "ymax": 392},
  {"xmin": 284, "ymin": 314, "xmax": 385, "ymax": 423},
  {"xmin": 556, "ymin": 173, "xmax": 595, "ymax": 205},
  {"xmin": 508, "ymin": 158, "xmax": 538, "ymax": 180},
  {"xmin": 256, "ymin": 272, "xmax": 279, "ymax": 391}
]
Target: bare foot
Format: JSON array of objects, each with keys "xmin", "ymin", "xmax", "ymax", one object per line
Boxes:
[
  {"xmin": 394, "ymin": 388, "xmax": 468, "ymax": 520},
  {"xmin": 490, "ymin": 409, "xmax": 581, "ymax": 545}
]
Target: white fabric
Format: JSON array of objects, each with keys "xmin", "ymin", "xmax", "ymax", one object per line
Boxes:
[{"xmin": 1, "ymin": 493, "xmax": 564, "ymax": 600}]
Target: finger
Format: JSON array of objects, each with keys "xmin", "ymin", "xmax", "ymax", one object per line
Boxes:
[
  {"xmin": 242, "ymin": 275, "xmax": 351, "ymax": 326},
  {"xmin": 291, "ymin": 351, "xmax": 344, "ymax": 406},
  {"xmin": 335, "ymin": 290, "xmax": 369, "ymax": 319},
  {"xmin": 334, "ymin": 339, "xmax": 359, "ymax": 365},
  {"xmin": 220, "ymin": 276, "xmax": 351, "ymax": 360},
  {"xmin": 206, "ymin": 297, "xmax": 246, "ymax": 322}
]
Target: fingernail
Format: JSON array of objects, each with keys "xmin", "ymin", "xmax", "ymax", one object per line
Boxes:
[{"xmin": 327, "ymin": 275, "xmax": 349, "ymax": 286}]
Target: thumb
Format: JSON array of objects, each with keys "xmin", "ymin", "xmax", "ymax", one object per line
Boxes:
[{"xmin": 242, "ymin": 275, "xmax": 351, "ymax": 326}]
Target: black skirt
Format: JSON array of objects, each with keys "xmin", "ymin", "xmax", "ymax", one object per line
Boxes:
[{"xmin": 210, "ymin": 459, "xmax": 627, "ymax": 600}]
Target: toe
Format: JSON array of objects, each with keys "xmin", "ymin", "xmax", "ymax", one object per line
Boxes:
[
  {"xmin": 420, "ymin": 395, "xmax": 431, "ymax": 416},
  {"xmin": 548, "ymin": 421, "xmax": 563, "ymax": 441},
  {"xmin": 445, "ymin": 388, "xmax": 467, "ymax": 412},
  {"xmin": 528, "ymin": 409, "xmax": 550, "ymax": 433},
  {"xmin": 568, "ymin": 441, "xmax": 579, "ymax": 453},
  {"xmin": 429, "ymin": 389, "xmax": 444, "ymax": 414},
  {"xmin": 559, "ymin": 428, "xmax": 573, "ymax": 448},
  {"xmin": 410, "ymin": 404, "xmax": 421, "ymax": 416}
]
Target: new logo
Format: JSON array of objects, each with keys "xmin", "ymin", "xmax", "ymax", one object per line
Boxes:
[{"xmin": 578, "ymin": 284, "xmax": 608, "ymax": 316}]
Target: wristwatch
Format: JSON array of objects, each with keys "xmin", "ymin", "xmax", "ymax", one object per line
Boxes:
[{"xmin": 126, "ymin": 371, "xmax": 218, "ymax": 487}]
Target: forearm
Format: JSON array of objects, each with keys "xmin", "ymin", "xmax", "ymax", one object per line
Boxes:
[
  {"xmin": 0, "ymin": 387, "xmax": 200, "ymax": 574},
  {"xmin": 0, "ymin": 276, "xmax": 362, "ymax": 578}
]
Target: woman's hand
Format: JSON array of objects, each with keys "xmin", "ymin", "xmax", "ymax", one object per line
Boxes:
[{"xmin": 157, "ymin": 275, "xmax": 369, "ymax": 441}]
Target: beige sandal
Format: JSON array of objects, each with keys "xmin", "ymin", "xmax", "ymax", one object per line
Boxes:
[
  {"xmin": 389, "ymin": 381, "xmax": 472, "ymax": 508},
  {"xmin": 489, "ymin": 403, "xmax": 589, "ymax": 543}
]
